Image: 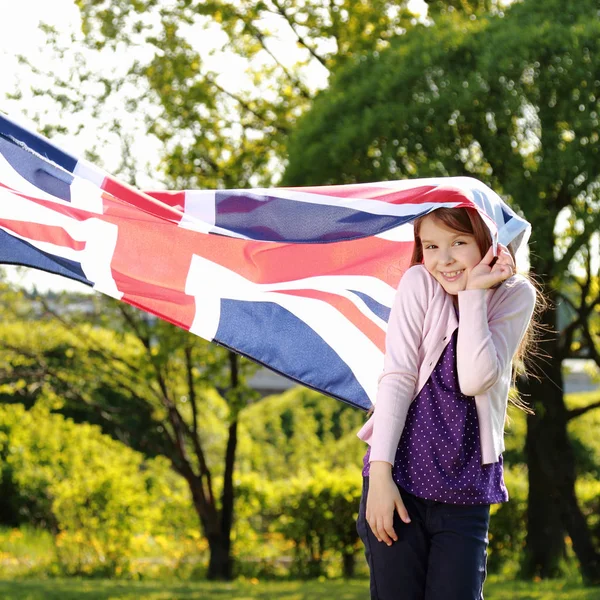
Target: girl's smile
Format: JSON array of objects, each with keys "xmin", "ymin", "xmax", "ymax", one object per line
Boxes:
[
  {"xmin": 418, "ymin": 214, "xmax": 483, "ymax": 294},
  {"xmin": 439, "ymin": 269, "xmax": 465, "ymax": 281}
]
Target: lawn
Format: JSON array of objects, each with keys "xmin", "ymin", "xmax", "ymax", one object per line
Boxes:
[{"xmin": 0, "ymin": 577, "xmax": 597, "ymax": 599}]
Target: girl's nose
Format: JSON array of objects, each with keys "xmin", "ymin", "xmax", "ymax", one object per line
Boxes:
[{"xmin": 440, "ymin": 250, "xmax": 454, "ymax": 265}]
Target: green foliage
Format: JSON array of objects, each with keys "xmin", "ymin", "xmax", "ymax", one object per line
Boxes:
[
  {"xmin": 567, "ymin": 391, "xmax": 600, "ymax": 478},
  {"xmin": 0, "ymin": 403, "xmax": 196, "ymax": 577},
  {"xmin": 273, "ymin": 467, "xmax": 362, "ymax": 578},
  {"xmin": 17, "ymin": 1, "xmax": 429, "ymax": 189},
  {"xmin": 0, "ymin": 526, "xmax": 55, "ymax": 577},
  {"xmin": 284, "ymin": 0, "xmax": 600, "ymax": 278},
  {"xmin": 238, "ymin": 387, "xmax": 366, "ymax": 478},
  {"xmin": 1, "ymin": 385, "xmax": 599, "ymax": 580},
  {"xmin": 0, "ymin": 281, "xmax": 266, "ymax": 579},
  {"xmin": 488, "ymin": 465, "xmax": 528, "ymax": 575},
  {"xmin": 0, "ymin": 294, "xmax": 232, "ymax": 471}
]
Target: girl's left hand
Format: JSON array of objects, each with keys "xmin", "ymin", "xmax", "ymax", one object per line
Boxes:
[{"xmin": 466, "ymin": 244, "xmax": 515, "ymax": 291}]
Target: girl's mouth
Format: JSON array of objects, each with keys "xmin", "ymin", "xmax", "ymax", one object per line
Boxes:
[{"xmin": 440, "ymin": 269, "xmax": 464, "ymax": 282}]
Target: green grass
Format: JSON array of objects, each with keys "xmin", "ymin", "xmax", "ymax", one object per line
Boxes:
[{"xmin": 0, "ymin": 577, "xmax": 597, "ymax": 599}]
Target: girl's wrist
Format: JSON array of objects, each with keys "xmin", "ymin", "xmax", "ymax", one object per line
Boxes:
[
  {"xmin": 464, "ymin": 284, "xmax": 488, "ymax": 291},
  {"xmin": 369, "ymin": 461, "xmax": 393, "ymax": 477}
]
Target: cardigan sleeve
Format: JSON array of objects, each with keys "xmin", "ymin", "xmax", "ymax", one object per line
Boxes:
[
  {"xmin": 455, "ymin": 277, "xmax": 536, "ymax": 397},
  {"xmin": 369, "ymin": 266, "xmax": 430, "ymax": 465}
]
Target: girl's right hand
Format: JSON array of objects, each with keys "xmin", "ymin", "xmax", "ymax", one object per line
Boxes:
[
  {"xmin": 366, "ymin": 462, "xmax": 411, "ymax": 545},
  {"xmin": 466, "ymin": 244, "xmax": 515, "ymax": 290}
]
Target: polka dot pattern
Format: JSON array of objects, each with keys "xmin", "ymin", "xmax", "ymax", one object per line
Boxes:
[{"xmin": 363, "ymin": 330, "xmax": 508, "ymax": 505}]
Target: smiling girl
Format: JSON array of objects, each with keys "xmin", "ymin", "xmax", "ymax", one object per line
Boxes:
[{"xmin": 356, "ymin": 206, "xmax": 537, "ymax": 600}]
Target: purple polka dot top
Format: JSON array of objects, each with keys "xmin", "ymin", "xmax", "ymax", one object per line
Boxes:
[{"xmin": 363, "ymin": 330, "xmax": 508, "ymax": 505}]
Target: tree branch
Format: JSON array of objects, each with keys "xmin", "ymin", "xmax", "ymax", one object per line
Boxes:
[
  {"xmin": 567, "ymin": 397, "xmax": 600, "ymax": 421},
  {"xmin": 559, "ymin": 315, "xmax": 583, "ymax": 359},
  {"xmin": 34, "ymin": 294, "xmax": 142, "ymax": 374},
  {"xmin": 555, "ymin": 208, "xmax": 600, "ymax": 275},
  {"xmin": 269, "ymin": 0, "xmax": 329, "ymax": 69},
  {"xmin": 239, "ymin": 17, "xmax": 312, "ymax": 100},
  {"xmin": 117, "ymin": 304, "xmax": 151, "ymax": 348},
  {"xmin": 205, "ymin": 75, "xmax": 292, "ymax": 135},
  {"xmin": 581, "ymin": 321, "xmax": 600, "ymax": 369}
]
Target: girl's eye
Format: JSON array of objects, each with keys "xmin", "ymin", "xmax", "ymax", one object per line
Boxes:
[
  {"xmin": 424, "ymin": 244, "xmax": 437, "ymax": 250},
  {"xmin": 453, "ymin": 240, "xmax": 465, "ymax": 246}
]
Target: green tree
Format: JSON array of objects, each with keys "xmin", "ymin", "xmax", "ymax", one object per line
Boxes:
[
  {"xmin": 11, "ymin": 0, "xmax": 425, "ymax": 190},
  {"xmin": 0, "ymin": 281, "xmax": 258, "ymax": 579},
  {"xmin": 283, "ymin": 0, "xmax": 600, "ymax": 584}
]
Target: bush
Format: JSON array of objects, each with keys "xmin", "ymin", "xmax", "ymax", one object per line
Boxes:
[
  {"xmin": 0, "ymin": 403, "xmax": 196, "ymax": 577},
  {"xmin": 274, "ymin": 467, "xmax": 363, "ymax": 579}
]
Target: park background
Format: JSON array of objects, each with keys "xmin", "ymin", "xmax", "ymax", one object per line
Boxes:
[{"xmin": 0, "ymin": 0, "xmax": 599, "ymax": 598}]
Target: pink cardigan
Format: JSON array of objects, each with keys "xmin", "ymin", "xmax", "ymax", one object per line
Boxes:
[{"xmin": 356, "ymin": 264, "xmax": 536, "ymax": 465}]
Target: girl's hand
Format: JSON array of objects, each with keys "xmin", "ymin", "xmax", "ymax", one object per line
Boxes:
[
  {"xmin": 366, "ymin": 462, "xmax": 411, "ymax": 545},
  {"xmin": 466, "ymin": 244, "xmax": 515, "ymax": 291}
]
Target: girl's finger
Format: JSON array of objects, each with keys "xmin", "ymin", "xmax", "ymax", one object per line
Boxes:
[
  {"xmin": 482, "ymin": 246, "xmax": 495, "ymax": 264},
  {"xmin": 377, "ymin": 517, "xmax": 393, "ymax": 545},
  {"xmin": 396, "ymin": 500, "xmax": 411, "ymax": 524},
  {"xmin": 383, "ymin": 515, "xmax": 397, "ymax": 544}
]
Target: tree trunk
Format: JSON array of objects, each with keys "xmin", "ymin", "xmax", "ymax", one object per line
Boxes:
[
  {"xmin": 523, "ymin": 397, "xmax": 567, "ymax": 578},
  {"xmin": 522, "ymin": 290, "xmax": 600, "ymax": 583},
  {"xmin": 207, "ymin": 532, "xmax": 233, "ymax": 580},
  {"xmin": 342, "ymin": 551, "xmax": 355, "ymax": 578},
  {"xmin": 185, "ymin": 353, "xmax": 242, "ymax": 581},
  {"xmin": 206, "ymin": 352, "xmax": 241, "ymax": 581}
]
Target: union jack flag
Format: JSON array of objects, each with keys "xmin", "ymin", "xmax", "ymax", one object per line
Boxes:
[{"xmin": 0, "ymin": 114, "xmax": 530, "ymax": 411}]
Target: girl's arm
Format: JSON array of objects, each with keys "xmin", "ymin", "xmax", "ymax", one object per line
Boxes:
[
  {"xmin": 369, "ymin": 266, "xmax": 429, "ymax": 464},
  {"xmin": 456, "ymin": 278, "xmax": 536, "ymax": 397}
]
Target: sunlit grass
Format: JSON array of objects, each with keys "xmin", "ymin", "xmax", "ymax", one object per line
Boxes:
[{"xmin": 0, "ymin": 576, "xmax": 598, "ymax": 599}]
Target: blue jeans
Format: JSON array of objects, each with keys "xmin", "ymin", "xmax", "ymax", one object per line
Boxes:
[{"xmin": 357, "ymin": 477, "xmax": 490, "ymax": 600}]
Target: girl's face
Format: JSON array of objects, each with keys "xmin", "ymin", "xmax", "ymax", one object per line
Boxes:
[{"xmin": 418, "ymin": 213, "xmax": 483, "ymax": 295}]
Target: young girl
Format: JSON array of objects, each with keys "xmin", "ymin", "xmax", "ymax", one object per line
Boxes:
[{"xmin": 356, "ymin": 206, "xmax": 537, "ymax": 600}]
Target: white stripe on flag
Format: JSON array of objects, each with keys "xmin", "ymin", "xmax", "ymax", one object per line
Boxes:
[
  {"xmin": 0, "ymin": 186, "xmax": 122, "ymax": 299},
  {"xmin": 185, "ymin": 254, "xmax": 383, "ymax": 404}
]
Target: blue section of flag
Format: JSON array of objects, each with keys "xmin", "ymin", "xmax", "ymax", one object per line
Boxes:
[
  {"xmin": 349, "ymin": 290, "xmax": 391, "ymax": 323},
  {"xmin": 216, "ymin": 298, "xmax": 371, "ymax": 409},
  {"xmin": 214, "ymin": 191, "xmax": 415, "ymax": 242},
  {"xmin": 0, "ymin": 229, "xmax": 92, "ymax": 286},
  {"xmin": 0, "ymin": 136, "xmax": 73, "ymax": 201},
  {"xmin": 0, "ymin": 115, "xmax": 78, "ymax": 174}
]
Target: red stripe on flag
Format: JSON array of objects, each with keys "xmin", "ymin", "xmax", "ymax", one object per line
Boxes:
[
  {"xmin": 0, "ymin": 219, "xmax": 86, "ymax": 251},
  {"xmin": 144, "ymin": 190, "xmax": 186, "ymax": 213},
  {"xmin": 117, "ymin": 281, "xmax": 197, "ymax": 333},
  {"xmin": 283, "ymin": 183, "xmax": 435, "ymax": 202},
  {"xmin": 283, "ymin": 183, "xmax": 474, "ymax": 207},
  {"xmin": 275, "ymin": 288, "xmax": 386, "ymax": 352},
  {"xmin": 202, "ymin": 236, "xmax": 414, "ymax": 288},
  {"xmin": 102, "ymin": 177, "xmax": 185, "ymax": 224}
]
